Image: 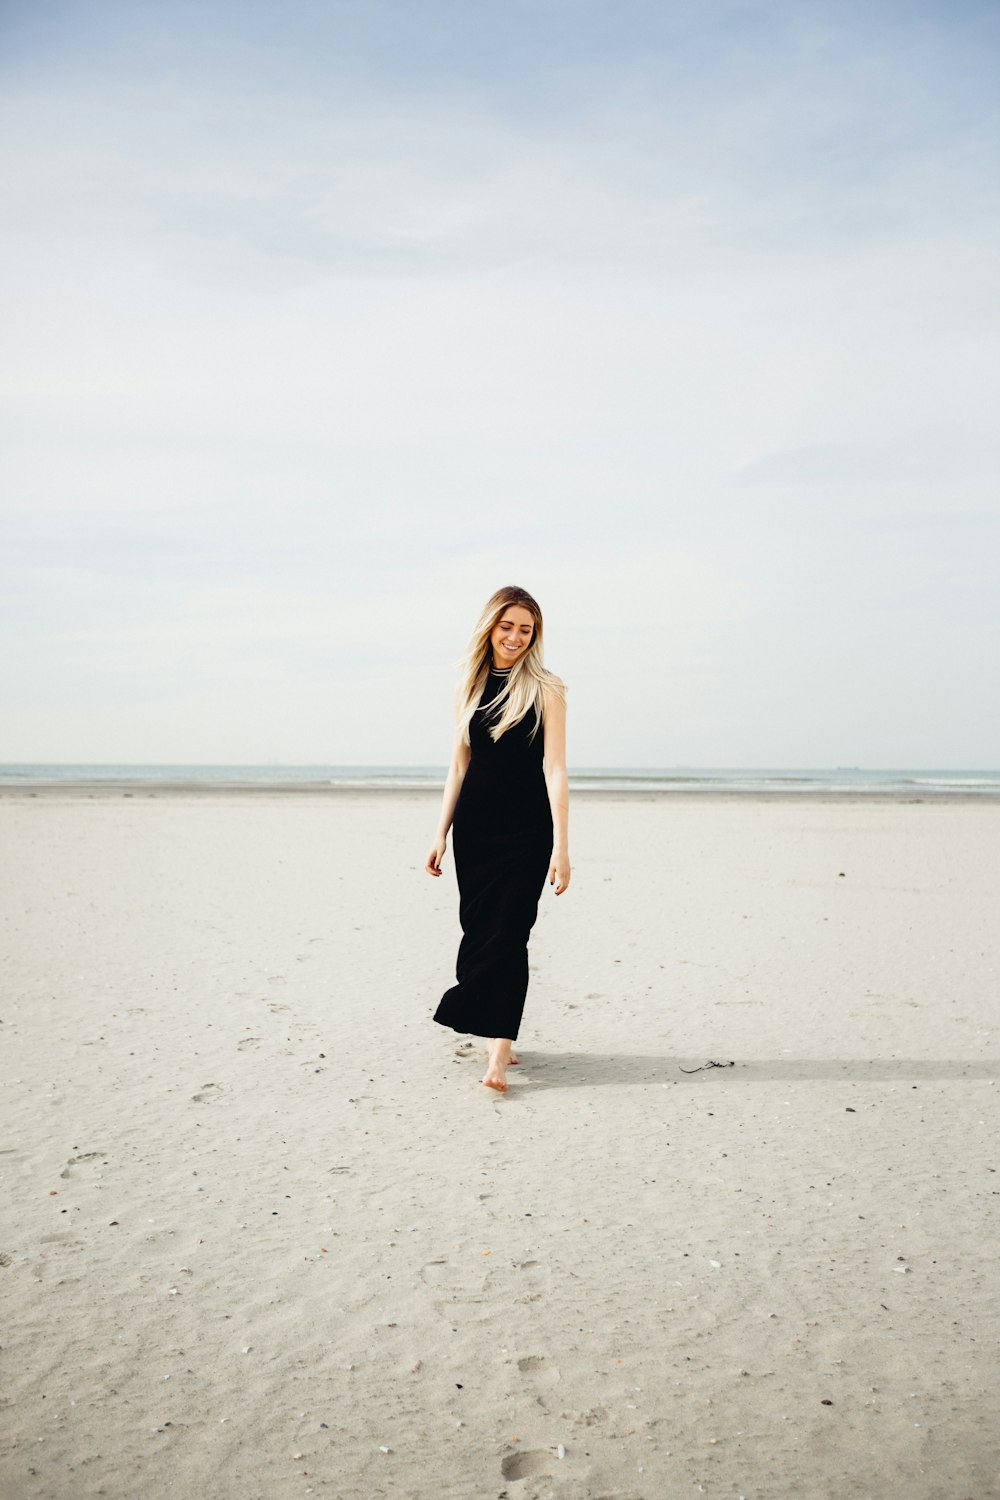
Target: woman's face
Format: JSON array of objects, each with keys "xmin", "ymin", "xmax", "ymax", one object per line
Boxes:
[{"xmin": 490, "ymin": 604, "xmax": 535, "ymax": 665}]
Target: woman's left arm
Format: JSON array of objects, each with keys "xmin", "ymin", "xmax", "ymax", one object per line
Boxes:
[{"xmin": 542, "ymin": 682, "xmax": 570, "ymax": 895}]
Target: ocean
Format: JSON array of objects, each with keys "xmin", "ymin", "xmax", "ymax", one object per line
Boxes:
[{"xmin": 1, "ymin": 765, "xmax": 998, "ymax": 796}]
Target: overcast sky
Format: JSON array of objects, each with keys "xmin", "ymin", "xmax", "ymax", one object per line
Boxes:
[{"xmin": 2, "ymin": 0, "xmax": 998, "ymax": 767}]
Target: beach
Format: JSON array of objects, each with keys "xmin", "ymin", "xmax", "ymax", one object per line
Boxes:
[{"xmin": 2, "ymin": 789, "xmax": 998, "ymax": 1500}]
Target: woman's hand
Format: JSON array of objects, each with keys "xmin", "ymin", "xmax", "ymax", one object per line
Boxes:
[
  {"xmin": 549, "ymin": 852, "xmax": 571, "ymax": 895},
  {"xmin": 425, "ymin": 839, "xmax": 447, "ymax": 876}
]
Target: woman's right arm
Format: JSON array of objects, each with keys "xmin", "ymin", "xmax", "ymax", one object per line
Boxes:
[{"xmin": 425, "ymin": 687, "xmax": 471, "ymax": 876}]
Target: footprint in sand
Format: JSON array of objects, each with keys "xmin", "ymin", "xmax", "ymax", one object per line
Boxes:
[
  {"xmin": 516, "ymin": 1354, "xmax": 561, "ymax": 1387},
  {"xmin": 191, "ymin": 1083, "xmax": 223, "ymax": 1103},
  {"xmin": 560, "ymin": 1406, "xmax": 608, "ymax": 1428},
  {"xmin": 419, "ymin": 1258, "xmax": 494, "ymax": 1316},
  {"xmin": 237, "ymin": 1037, "xmax": 261, "ymax": 1051},
  {"xmin": 59, "ymin": 1152, "xmax": 106, "ymax": 1179},
  {"xmin": 500, "ymin": 1449, "xmax": 553, "ymax": 1480},
  {"xmin": 511, "ymin": 1257, "xmax": 550, "ymax": 1306},
  {"xmin": 266, "ymin": 1002, "xmax": 290, "ymax": 1013}
]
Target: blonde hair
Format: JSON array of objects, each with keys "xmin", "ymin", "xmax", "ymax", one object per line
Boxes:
[{"xmin": 456, "ymin": 585, "xmax": 566, "ymax": 747}]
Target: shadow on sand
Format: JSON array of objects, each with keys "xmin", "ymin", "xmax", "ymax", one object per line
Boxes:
[{"xmin": 512, "ymin": 1054, "xmax": 1000, "ymax": 1088}]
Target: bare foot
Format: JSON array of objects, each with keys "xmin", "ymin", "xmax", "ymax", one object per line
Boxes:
[
  {"xmin": 486, "ymin": 1038, "xmax": 519, "ymax": 1065},
  {"xmin": 482, "ymin": 1038, "xmax": 513, "ymax": 1091}
]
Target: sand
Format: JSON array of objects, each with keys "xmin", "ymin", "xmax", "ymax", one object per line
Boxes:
[{"xmin": 1, "ymin": 790, "xmax": 998, "ymax": 1500}]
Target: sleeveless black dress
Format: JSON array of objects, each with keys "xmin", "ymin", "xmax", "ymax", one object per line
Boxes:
[{"xmin": 433, "ymin": 663, "xmax": 554, "ymax": 1041}]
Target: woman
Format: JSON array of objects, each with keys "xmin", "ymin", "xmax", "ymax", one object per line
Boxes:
[{"xmin": 425, "ymin": 585, "xmax": 570, "ymax": 1092}]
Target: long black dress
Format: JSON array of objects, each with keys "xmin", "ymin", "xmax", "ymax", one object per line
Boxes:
[{"xmin": 433, "ymin": 663, "xmax": 553, "ymax": 1041}]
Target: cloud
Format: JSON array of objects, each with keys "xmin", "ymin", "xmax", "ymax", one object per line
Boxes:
[
  {"xmin": 1, "ymin": 0, "xmax": 998, "ymax": 762},
  {"xmin": 735, "ymin": 434, "xmax": 1000, "ymax": 490}
]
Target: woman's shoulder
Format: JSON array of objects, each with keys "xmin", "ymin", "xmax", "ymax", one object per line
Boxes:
[{"xmin": 539, "ymin": 670, "xmax": 567, "ymax": 703}]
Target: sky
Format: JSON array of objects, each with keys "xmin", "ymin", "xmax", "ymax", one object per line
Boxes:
[{"xmin": 1, "ymin": 0, "xmax": 998, "ymax": 767}]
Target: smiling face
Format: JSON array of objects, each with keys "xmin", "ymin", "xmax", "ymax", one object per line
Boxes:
[{"xmin": 489, "ymin": 603, "xmax": 535, "ymax": 666}]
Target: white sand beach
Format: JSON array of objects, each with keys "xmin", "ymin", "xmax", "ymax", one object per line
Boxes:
[{"xmin": 2, "ymin": 790, "xmax": 998, "ymax": 1500}]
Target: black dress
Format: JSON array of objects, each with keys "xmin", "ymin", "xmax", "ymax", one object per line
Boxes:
[{"xmin": 433, "ymin": 663, "xmax": 554, "ymax": 1041}]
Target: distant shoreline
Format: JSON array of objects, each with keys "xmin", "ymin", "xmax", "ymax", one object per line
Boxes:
[
  {"xmin": 2, "ymin": 780, "xmax": 996, "ymax": 804},
  {"xmin": 3, "ymin": 764, "xmax": 998, "ymax": 801}
]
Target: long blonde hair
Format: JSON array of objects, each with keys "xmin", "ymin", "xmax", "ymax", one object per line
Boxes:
[{"xmin": 456, "ymin": 586, "xmax": 566, "ymax": 746}]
